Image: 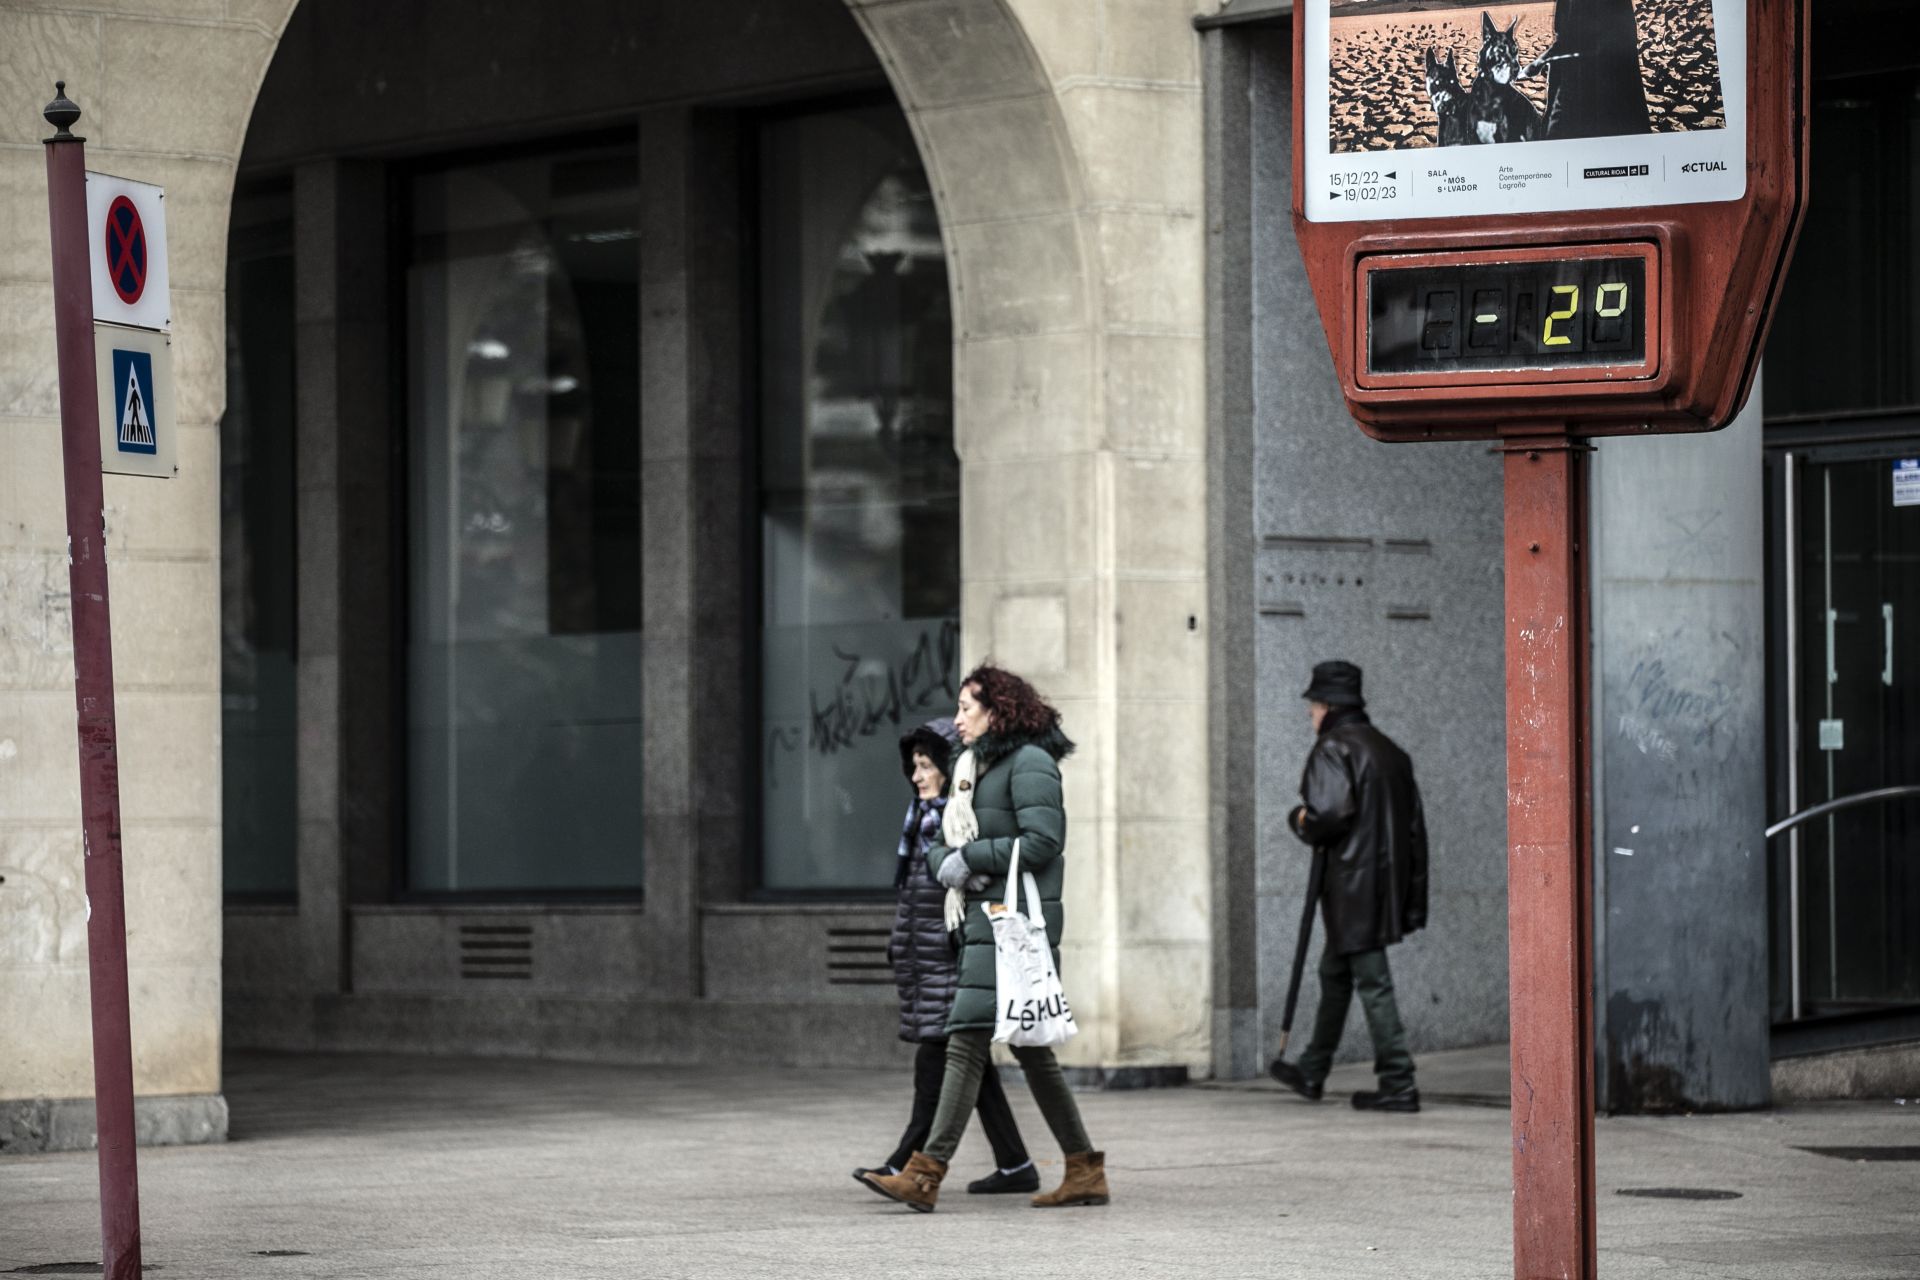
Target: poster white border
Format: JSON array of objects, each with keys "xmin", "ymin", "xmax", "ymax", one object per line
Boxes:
[{"xmin": 1302, "ymin": 0, "xmax": 1747, "ymax": 222}]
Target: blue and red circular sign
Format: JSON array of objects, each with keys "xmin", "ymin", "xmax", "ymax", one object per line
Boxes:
[{"xmin": 104, "ymin": 195, "xmax": 147, "ymax": 305}]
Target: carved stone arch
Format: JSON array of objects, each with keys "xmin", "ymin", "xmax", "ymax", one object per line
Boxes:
[{"xmin": 844, "ymin": 0, "xmax": 1099, "ymax": 466}]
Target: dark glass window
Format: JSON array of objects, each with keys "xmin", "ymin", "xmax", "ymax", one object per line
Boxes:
[
  {"xmin": 1764, "ymin": 68, "xmax": 1920, "ymax": 420},
  {"xmin": 757, "ymin": 102, "xmax": 959, "ymax": 892},
  {"xmin": 221, "ymin": 184, "xmax": 299, "ymax": 901},
  {"xmin": 405, "ymin": 140, "xmax": 643, "ymax": 894}
]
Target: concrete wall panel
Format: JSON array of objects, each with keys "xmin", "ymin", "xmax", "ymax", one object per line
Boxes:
[
  {"xmin": 1061, "ymin": 85, "xmax": 1202, "ymax": 212},
  {"xmin": 1239, "ymin": 32, "xmax": 1511, "ymax": 1072},
  {"xmin": 0, "ymin": 11, "xmax": 98, "ymax": 143},
  {"xmin": 1104, "ymin": 333, "xmax": 1206, "ymax": 455},
  {"xmin": 954, "ymin": 335, "xmax": 1096, "ymax": 462},
  {"xmin": 948, "ymin": 217, "xmax": 1088, "ymax": 338},
  {"xmin": 1593, "ymin": 399, "xmax": 1770, "ymax": 1112},
  {"xmin": 99, "ymin": 20, "xmax": 274, "ymax": 156}
]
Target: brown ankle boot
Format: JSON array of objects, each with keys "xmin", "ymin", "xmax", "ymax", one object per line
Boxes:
[
  {"xmin": 860, "ymin": 1151, "xmax": 947, "ymax": 1213},
  {"xmin": 1031, "ymin": 1150, "xmax": 1109, "ymax": 1207}
]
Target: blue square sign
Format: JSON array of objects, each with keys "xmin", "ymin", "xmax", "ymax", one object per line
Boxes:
[{"xmin": 111, "ymin": 347, "xmax": 158, "ymax": 454}]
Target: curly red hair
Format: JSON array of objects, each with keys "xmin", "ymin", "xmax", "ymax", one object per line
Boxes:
[{"xmin": 961, "ymin": 664, "xmax": 1063, "ymax": 742}]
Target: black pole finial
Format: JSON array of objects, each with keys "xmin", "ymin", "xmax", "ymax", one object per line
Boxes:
[{"xmin": 44, "ymin": 81, "xmax": 83, "ymax": 142}]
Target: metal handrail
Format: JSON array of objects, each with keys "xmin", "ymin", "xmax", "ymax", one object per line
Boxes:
[
  {"xmin": 1771, "ymin": 783, "xmax": 1920, "ymax": 1022},
  {"xmin": 1765, "ymin": 785, "xmax": 1920, "ymax": 840}
]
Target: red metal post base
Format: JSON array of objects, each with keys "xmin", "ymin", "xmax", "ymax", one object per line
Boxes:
[
  {"xmin": 1503, "ymin": 439, "xmax": 1597, "ymax": 1280},
  {"xmin": 44, "ymin": 93, "xmax": 144, "ymax": 1280}
]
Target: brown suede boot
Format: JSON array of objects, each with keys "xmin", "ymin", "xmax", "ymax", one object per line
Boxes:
[
  {"xmin": 1031, "ymin": 1150, "xmax": 1109, "ymax": 1207},
  {"xmin": 860, "ymin": 1151, "xmax": 947, "ymax": 1213}
]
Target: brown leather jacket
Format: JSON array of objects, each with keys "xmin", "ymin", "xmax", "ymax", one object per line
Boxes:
[{"xmin": 1289, "ymin": 707, "xmax": 1429, "ymax": 955}]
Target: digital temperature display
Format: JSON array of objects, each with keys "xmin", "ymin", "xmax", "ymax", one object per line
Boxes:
[{"xmin": 1366, "ymin": 256, "xmax": 1648, "ymax": 377}]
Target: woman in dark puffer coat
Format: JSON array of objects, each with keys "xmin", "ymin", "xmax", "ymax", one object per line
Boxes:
[
  {"xmin": 851, "ymin": 718, "xmax": 1037, "ymax": 1195},
  {"xmin": 861, "ymin": 666, "xmax": 1108, "ymax": 1214}
]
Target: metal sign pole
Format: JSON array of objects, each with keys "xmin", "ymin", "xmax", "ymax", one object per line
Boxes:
[
  {"xmin": 42, "ymin": 82, "xmax": 144, "ymax": 1280},
  {"xmin": 1501, "ymin": 437, "xmax": 1597, "ymax": 1280}
]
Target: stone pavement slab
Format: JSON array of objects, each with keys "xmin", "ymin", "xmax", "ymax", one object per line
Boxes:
[{"xmin": 1, "ymin": 1049, "xmax": 1915, "ymax": 1278}]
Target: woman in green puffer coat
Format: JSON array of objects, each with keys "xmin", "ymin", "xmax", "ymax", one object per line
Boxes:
[{"xmin": 859, "ymin": 665, "xmax": 1108, "ymax": 1214}]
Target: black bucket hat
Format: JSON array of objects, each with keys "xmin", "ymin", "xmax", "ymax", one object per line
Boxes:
[
  {"xmin": 899, "ymin": 717, "xmax": 961, "ymax": 781},
  {"xmin": 1301, "ymin": 660, "xmax": 1365, "ymax": 708}
]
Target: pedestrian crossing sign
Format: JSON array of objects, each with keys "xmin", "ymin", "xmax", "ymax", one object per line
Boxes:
[
  {"xmin": 92, "ymin": 322, "xmax": 176, "ymax": 478},
  {"xmin": 113, "ymin": 349, "xmax": 157, "ymax": 454}
]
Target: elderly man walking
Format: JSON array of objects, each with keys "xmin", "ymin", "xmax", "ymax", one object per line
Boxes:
[{"xmin": 1270, "ymin": 661, "xmax": 1429, "ymax": 1112}]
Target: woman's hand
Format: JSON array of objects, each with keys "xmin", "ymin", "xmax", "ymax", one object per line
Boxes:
[{"xmin": 935, "ymin": 850, "xmax": 972, "ymax": 889}]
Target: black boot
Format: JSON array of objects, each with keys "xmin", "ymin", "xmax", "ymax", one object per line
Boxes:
[
  {"xmin": 967, "ymin": 1162, "xmax": 1040, "ymax": 1194},
  {"xmin": 1351, "ymin": 1086, "xmax": 1420, "ymax": 1112},
  {"xmin": 1268, "ymin": 1058, "xmax": 1324, "ymax": 1101}
]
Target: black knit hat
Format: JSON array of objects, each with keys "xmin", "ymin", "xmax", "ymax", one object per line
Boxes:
[
  {"xmin": 1301, "ymin": 660, "xmax": 1365, "ymax": 708},
  {"xmin": 899, "ymin": 717, "xmax": 961, "ymax": 781}
]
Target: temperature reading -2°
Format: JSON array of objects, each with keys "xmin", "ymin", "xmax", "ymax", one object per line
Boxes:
[{"xmin": 1366, "ymin": 255, "xmax": 1647, "ymax": 376}]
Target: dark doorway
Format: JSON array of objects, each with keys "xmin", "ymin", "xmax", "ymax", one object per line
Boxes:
[{"xmin": 1768, "ymin": 444, "xmax": 1920, "ymax": 1025}]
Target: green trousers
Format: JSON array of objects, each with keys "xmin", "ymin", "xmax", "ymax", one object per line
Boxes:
[
  {"xmin": 923, "ymin": 1028, "xmax": 1091, "ymax": 1164},
  {"xmin": 1295, "ymin": 945, "xmax": 1416, "ymax": 1093}
]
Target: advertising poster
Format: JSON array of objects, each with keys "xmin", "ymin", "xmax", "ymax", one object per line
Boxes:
[{"xmin": 1302, "ymin": 0, "xmax": 1747, "ymax": 221}]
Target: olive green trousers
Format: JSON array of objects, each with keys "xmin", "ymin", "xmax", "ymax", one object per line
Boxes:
[{"xmin": 923, "ymin": 1028, "xmax": 1091, "ymax": 1163}]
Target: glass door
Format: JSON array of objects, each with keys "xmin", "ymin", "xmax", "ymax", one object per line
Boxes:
[{"xmin": 1778, "ymin": 449, "xmax": 1920, "ymax": 1019}]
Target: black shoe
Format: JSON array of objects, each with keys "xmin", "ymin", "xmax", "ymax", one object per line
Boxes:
[
  {"xmin": 1268, "ymin": 1058, "xmax": 1324, "ymax": 1101},
  {"xmin": 1351, "ymin": 1086, "xmax": 1420, "ymax": 1113},
  {"xmin": 852, "ymin": 1164, "xmax": 897, "ymax": 1185},
  {"xmin": 967, "ymin": 1163, "xmax": 1041, "ymax": 1194}
]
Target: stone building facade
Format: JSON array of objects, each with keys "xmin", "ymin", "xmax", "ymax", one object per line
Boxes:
[{"xmin": 2, "ymin": 0, "xmax": 1914, "ymax": 1150}]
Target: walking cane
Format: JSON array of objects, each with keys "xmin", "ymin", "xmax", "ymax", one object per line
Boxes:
[{"xmin": 1273, "ymin": 847, "xmax": 1326, "ymax": 1058}]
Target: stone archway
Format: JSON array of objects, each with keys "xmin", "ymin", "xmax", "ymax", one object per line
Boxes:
[
  {"xmin": 0, "ymin": 0, "xmax": 296, "ymax": 1139},
  {"xmin": 847, "ymin": 0, "xmax": 1213, "ymax": 1074}
]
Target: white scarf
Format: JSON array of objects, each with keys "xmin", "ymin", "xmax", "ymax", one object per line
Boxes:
[{"xmin": 940, "ymin": 747, "xmax": 981, "ymax": 931}]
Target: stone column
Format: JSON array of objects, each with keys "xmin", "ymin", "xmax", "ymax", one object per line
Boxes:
[
  {"xmin": 1202, "ymin": 24, "xmax": 1263, "ymax": 1081},
  {"xmin": 1591, "ymin": 393, "xmax": 1770, "ymax": 1112},
  {"xmin": 292, "ymin": 159, "xmax": 394, "ymax": 995},
  {"xmin": 0, "ymin": 1, "xmax": 283, "ymax": 1141},
  {"xmin": 639, "ymin": 109, "xmax": 751, "ymax": 996},
  {"xmin": 853, "ymin": 0, "xmax": 1213, "ymax": 1072}
]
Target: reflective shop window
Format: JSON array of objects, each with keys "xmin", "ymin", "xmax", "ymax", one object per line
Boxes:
[
  {"xmin": 758, "ymin": 103, "xmax": 959, "ymax": 893},
  {"xmin": 221, "ymin": 184, "xmax": 298, "ymax": 900},
  {"xmin": 406, "ymin": 143, "xmax": 643, "ymax": 894}
]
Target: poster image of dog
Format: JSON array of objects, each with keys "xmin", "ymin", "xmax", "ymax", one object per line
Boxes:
[{"xmin": 1327, "ymin": 0, "xmax": 1728, "ymax": 154}]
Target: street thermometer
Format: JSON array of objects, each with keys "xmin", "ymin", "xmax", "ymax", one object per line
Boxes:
[{"xmin": 1288, "ymin": 1, "xmax": 1807, "ymax": 1275}]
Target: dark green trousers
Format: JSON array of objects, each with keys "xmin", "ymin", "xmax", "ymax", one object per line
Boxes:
[
  {"xmin": 1295, "ymin": 945, "xmax": 1416, "ymax": 1093},
  {"xmin": 923, "ymin": 1028, "xmax": 1091, "ymax": 1164}
]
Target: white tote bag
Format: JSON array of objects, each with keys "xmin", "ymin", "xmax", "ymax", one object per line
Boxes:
[{"xmin": 988, "ymin": 839, "xmax": 1078, "ymax": 1048}]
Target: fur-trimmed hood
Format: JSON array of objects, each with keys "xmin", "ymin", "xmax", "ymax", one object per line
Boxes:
[
  {"xmin": 899, "ymin": 717, "xmax": 961, "ymax": 781},
  {"xmin": 966, "ymin": 722, "xmax": 1076, "ymax": 775}
]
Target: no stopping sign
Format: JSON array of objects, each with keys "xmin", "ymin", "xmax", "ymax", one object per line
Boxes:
[{"xmin": 86, "ymin": 172, "xmax": 170, "ymax": 332}]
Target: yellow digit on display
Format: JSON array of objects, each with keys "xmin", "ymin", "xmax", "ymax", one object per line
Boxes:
[
  {"xmin": 1596, "ymin": 282, "xmax": 1629, "ymax": 317},
  {"xmin": 1543, "ymin": 285, "xmax": 1579, "ymax": 347}
]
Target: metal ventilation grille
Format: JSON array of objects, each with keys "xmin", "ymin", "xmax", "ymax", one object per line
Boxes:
[
  {"xmin": 459, "ymin": 923, "xmax": 533, "ymax": 980},
  {"xmin": 826, "ymin": 927, "xmax": 892, "ymax": 986}
]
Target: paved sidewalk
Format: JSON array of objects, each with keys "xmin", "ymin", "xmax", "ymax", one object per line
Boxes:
[{"xmin": 3, "ymin": 1048, "xmax": 1915, "ymax": 1278}]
